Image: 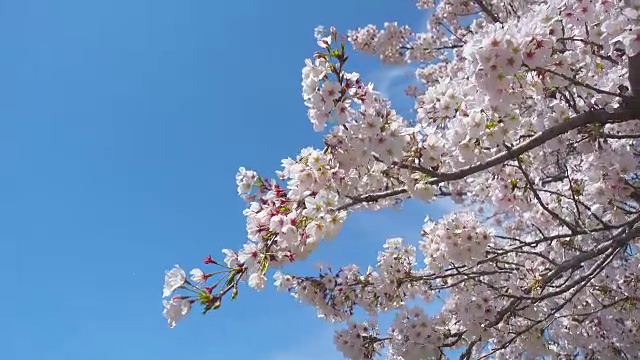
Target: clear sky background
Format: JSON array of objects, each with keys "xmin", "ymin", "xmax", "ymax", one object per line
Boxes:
[{"xmin": 0, "ymin": 1, "xmax": 454, "ymax": 359}]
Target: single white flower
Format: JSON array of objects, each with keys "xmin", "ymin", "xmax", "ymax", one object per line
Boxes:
[
  {"xmin": 190, "ymin": 268, "xmax": 206, "ymax": 283},
  {"xmin": 163, "ymin": 297, "xmax": 191, "ymax": 328},
  {"xmin": 221, "ymin": 249, "xmax": 238, "ymax": 268},
  {"xmin": 248, "ymin": 272, "xmax": 266, "ymax": 290},
  {"xmin": 163, "ymin": 265, "xmax": 186, "ymax": 298}
]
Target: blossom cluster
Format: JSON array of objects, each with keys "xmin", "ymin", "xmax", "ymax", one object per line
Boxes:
[
  {"xmin": 272, "ymin": 237, "xmax": 430, "ymax": 322},
  {"xmin": 334, "ymin": 321, "xmax": 383, "ymax": 360},
  {"xmin": 387, "ymin": 307, "xmax": 444, "ymax": 360},
  {"xmin": 420, "ymin": 212, "xmax": 495, "ymax": 272}
]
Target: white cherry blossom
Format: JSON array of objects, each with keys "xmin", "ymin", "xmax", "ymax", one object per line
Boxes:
[{"xmin": 162, "ymin": 265, "xmax": 186, "ymax": 298}]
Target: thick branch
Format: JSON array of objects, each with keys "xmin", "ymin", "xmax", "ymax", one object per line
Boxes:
[
  {"xmin": 425, "ymin": 108, "xmax": 640, "ymax": 184},
  {"xmin": 486, "ymin": 220, "xmax": 640, "ymax": 328},
  {"xmin": 628, "ymin": 53, "xmax": 640, "ymax": 100},
  {"xmin": 539, "ymin": 221, "xmax": 640, "ymax": 287},
  {"xmin": 335, "ymin": 107, "xmax": 640, "ymax": 211},
  {"xmin": 472, "ymin": 0, "xmax": 501, "ymax": 23}
]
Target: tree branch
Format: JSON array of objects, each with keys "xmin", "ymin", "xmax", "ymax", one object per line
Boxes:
[
  {"xmin": 334, "ymin": 108, "xmax": 640, "ymax": 211},
  {"xmin": 472, "ymin": 0, "xmax": 501, "ymax": 23},
  {"xmin": 425, "ymin": 107, "xmax": 640, "ymax": 184},
  {"xmin": 628, "ymin": 53, "xmax": 640, "ymax": 100}
]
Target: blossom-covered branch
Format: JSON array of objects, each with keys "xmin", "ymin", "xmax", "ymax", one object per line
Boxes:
[{"xmin": 163, "ymin": 1, "xmax": 640, "ymax": 359}]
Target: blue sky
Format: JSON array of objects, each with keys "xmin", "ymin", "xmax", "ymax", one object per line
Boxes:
[{"xmin": 0, "ymin": 1, "xmax": 453, "ymax": 359}]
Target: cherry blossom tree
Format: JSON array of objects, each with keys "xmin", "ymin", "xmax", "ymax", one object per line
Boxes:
[{"xmin": 162, "ymin": 0, "xmax": 640, "ymax": 358}]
